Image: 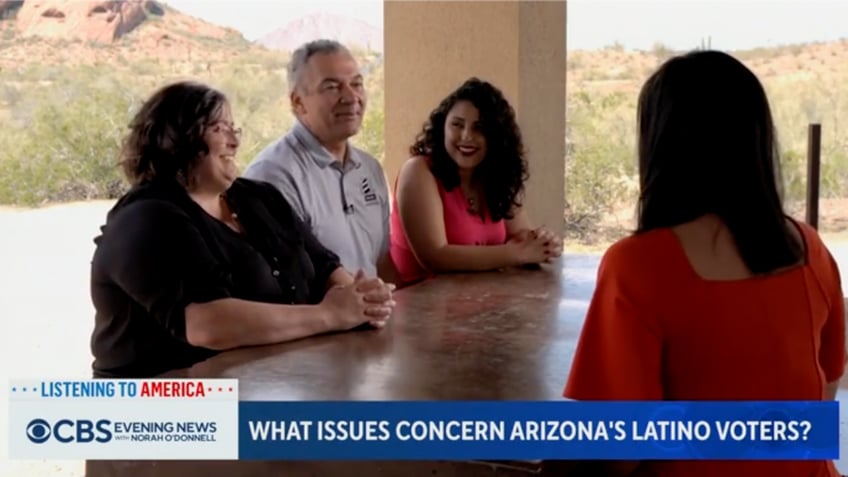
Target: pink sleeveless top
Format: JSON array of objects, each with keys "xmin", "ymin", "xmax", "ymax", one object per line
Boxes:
[{"xmin": 389, "ymin": 175, "xmax": 507, "ymax": 286}]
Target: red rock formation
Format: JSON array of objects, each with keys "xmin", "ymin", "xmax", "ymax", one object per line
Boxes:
[{"xmin": 16, "ymin": 0, "xmax": 162, "ymax": 43}]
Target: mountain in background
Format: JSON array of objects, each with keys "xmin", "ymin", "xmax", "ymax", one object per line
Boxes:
[
  {"xmin": 0, "ymin": 0, "xmax": 257, "ymax": 70},
  {"xmin": 0, "ymin": 0, "xmax": 245, "ymax": 44},
  {"xmin": 257, "ymin": 12, "xmax": 382, "ymax": 53}
]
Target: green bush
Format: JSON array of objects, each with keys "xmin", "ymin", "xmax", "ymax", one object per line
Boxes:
[
  {"xmin": 0, "ymin": 45, "xmax": 385, "ymax": 205},
  {"xmin": 0, "ymin": 72, "xmax": 133, "ymax": 204},
  {"xmin": 563, "ymin": 55, "xmax": 848, "ymax": 244},
  {"xmin": 564, "ymin": 90, "xmax": 638, "ymax": 239},
  {"xmin": 3, "ymin": 37, "xmax": 848, "ymax": 249}
]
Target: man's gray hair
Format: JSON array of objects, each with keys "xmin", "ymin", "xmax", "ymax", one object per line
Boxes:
[{"xmin": 287, "ymin": 39, "xmax": 351, "ymax": 94}]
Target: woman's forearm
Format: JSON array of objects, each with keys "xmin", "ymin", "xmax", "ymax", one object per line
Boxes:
[
  {"xmin": 327, "ymin": 266, "xmax": 354, "ymax": 289},
  {"xmin": 185, "ymin": 298, "xmax": 331, "ymax": 350},
  {"xmin": 421, "ymin": 244, "xmax": 520, "ymax": 272}
]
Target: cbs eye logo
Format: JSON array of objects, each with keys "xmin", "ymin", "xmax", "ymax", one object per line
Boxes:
[
  {"xmin": 26, "ymin": 419, "xmax": 52, "ymax": 444},
  {"xmin": 25, "ymin": 418, "xmax": 112, "ymax": 444}
]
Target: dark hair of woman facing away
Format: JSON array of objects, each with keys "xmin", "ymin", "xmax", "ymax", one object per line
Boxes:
[
  {"xmin": 120, "ymin": 81, "xmax": 227, "ymax": 186},
  {"xmin": 636, "ymin": 50, "xmax": 803, "ymax": 274},
  {"xmin": 409, "ymin": 77, "xmax": 529, "ymax": 222}
]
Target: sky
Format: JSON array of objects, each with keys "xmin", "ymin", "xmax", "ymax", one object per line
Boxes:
[{"xmin": 166, "ymin": 0, "xmax": 848, "ymax": 51}]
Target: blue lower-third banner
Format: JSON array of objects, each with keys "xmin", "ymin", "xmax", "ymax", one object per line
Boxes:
[
  {"xmin": 239, "ymin": 401, "xmax": 839, "ymax": 460},
  {"xmin": 7, "ymin": 381, "xmax": 840, "ymax": 461}
]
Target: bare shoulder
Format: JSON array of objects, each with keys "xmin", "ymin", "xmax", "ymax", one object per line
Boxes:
[{"xmin": 398, "ymin": 156, "xmax": 436, "ymax": 186}]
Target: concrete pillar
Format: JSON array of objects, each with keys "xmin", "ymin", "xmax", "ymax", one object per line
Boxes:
[{"xmin": 383, "ymin": 0, "xmax": 566, "ymax": 232}]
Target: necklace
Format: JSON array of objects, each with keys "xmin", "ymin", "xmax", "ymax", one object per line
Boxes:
[
  {"xmin": 219, "ymin": 194, "xmax": 242, "ymax": 232},
  {"xmin": 461, "ymin": 182, "xmax": 480, "ymax": 215},
  {"xmin": 466, "ymin": 193, "xmax": 479, "ymax": 215}
]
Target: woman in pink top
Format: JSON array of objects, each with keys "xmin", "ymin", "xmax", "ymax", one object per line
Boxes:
[{"xmin": 390, "ymin": 78, "xmax": 562, "ymax": 286}]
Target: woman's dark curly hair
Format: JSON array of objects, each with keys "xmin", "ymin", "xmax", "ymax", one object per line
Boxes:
[
  {"xmin": 409, "ymin": 77, "xmax": 529, "ymax": 222},
  {"xmin": 120, "ymin": 81, "xmax": 227, "ymax": 186}
]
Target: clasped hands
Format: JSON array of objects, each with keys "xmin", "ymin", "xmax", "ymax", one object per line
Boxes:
[
  {"xmin": 508, "ymin": 226, "xmax": 564, "ymax": 264},
  {"xmin": 323, "ymin": 269, "xmax": 396, "ymax": 330},
  {"xmin": 353, "ymin": 269, "xmax": 396, "ymax": 328}
]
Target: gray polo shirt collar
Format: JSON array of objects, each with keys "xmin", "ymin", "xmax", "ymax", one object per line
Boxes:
[{"xmin": 291, "ymin": 120, "xmax": 361, "ymax": 172}]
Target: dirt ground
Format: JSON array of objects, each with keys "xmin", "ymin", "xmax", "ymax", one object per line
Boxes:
[
  {"xmin": 1, "ymin": 200, "xmax": 847, "ymax": 476},
  {"xmin": 0, "ymin": 201, "xmax": 111, "ymax": 477}
]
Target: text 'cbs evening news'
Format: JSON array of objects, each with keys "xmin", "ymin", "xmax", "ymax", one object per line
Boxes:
[
  {"xmin": 9, "ymin": 379, "xmax": 238, "ymax": 460},
  {"xmin": 7, "ymin": 379, "xmax": 840, "ymax": 461}
]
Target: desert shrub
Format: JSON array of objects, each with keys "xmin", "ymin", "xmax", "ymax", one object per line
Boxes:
[
  {"xmin": 0, "ymin": 43, "xmax": 385, "ymax": 205},
  {"xmin": 3, "ymin": 36, "xmax": 848, "ymax": 248},
  {"xmin": 564, "ymin": 90, "xmax": 638, "ymax": 239}
]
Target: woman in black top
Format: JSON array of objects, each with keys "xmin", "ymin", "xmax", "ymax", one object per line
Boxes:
[{"xmin": 90, "ymin": 81, "xmax": 395, "ymax": 378}]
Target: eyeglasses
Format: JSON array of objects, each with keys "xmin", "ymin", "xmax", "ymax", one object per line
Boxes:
[{"xmin": 208, "ymin": 121, "xmax": 242, "ymax": 139}]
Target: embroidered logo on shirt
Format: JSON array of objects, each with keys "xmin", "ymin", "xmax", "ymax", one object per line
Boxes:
[{"xmin": 361, "ymin": 177, "xmax": 378, "ymax": 204}]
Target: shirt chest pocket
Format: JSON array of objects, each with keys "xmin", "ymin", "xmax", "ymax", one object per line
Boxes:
[{"xmin": 359, "ymin": 201, "xmax": 386, "ymax": 251}]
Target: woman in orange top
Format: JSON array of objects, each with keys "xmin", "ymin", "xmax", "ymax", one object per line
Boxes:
[{"xmin": 564, "ymin": 50, "xmax": 846, "ymax": 477}]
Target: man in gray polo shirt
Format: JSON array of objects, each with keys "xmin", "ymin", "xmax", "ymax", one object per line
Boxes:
[{"xmin": 243, "ymin": 39, "xmax": 396, "ymax": 282}]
